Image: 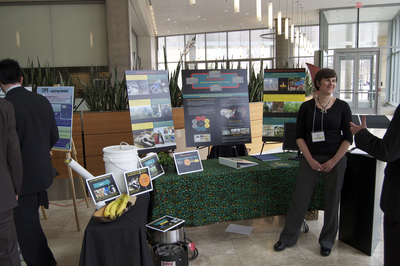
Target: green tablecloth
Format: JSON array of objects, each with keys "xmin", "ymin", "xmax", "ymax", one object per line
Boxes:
[{"xmin": 149, "ymin": 153, "xmax": 324, "ymax": 227}]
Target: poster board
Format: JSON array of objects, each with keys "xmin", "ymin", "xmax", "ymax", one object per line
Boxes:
[
  {"xmin": 123, "ymin": 167, "xmax": 153, "ymax": 196},
  {"xmin": 125, "ymin": 70, "xmax": 176, "ymax": 154},
  {"xmin": 146, "ymin": 216, "xmax": 185, "ymax": 233},
  {"xmin": 262, "ymin": 69, "xmax": 305, "ymax": 142},
  {"xmin": 181, "ymin": 69, "xmax": 251, "ymax": 147},
  {"xmin": 173, "ymin": 150, "xmax": 203, "ymax": 175},
  {"xmin": 139, "ymin": 153, "xmax": 164, "ymax": 180},
  {"xmin": 86, "ymin": 173, "xmax": 121, "ymax": 204},
  {"xmin": 38, "ymin": 86, "xmax": 74, "ymax": 151}
]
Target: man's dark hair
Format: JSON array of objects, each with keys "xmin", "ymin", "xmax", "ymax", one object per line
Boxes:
[
  {"xmin": 314, "ymin": 68, "xmax": 337, "ymax": 91},
  {"xmin": 0, "ymin": 58, "xmax": 23, "ymax": 85}
]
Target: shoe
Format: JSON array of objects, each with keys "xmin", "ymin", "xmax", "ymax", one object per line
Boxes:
[
  {"xmin": 320, "ymin": 247, "xmax": 331, "ymax": 256},
  {"xmin": 274, "ymin": 241, "xmax": 286, "ymax": 251}
]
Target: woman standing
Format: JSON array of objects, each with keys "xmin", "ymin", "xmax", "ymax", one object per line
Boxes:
[{"xmin": 274, "ymin": 68, "xmax": 353, "ymax": 256}]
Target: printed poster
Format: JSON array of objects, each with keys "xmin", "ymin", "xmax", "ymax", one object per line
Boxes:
[
  {"xmin": 262, "ymin": 69, "xmax": 306, "ymax": 142},
  {"xmin": 182, "ymin": 69, "xmax": 251, "ymax": 147},
  {"xmin": 123, "ymin": 167, "xmax": 153, "ymax": 196},
  {"xmin": 38, "ymin": 86, "xmax": 74, "ymax": 151},
  {"xmin": 125, "ymin": 70, "xmax": 176, "ymax": 154}
]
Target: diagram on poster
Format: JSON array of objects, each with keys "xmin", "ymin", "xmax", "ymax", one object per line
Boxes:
[
  {"xmin": 125, "ymin": 70, "xmax": 176, "ymax": 154},
  {"xmin": 182, "ymin": 69, "xmax": 251, "ymax": 147},
  {"xmin": 262, "ymin": 69, "xmax": 306, "ymax": 142}
]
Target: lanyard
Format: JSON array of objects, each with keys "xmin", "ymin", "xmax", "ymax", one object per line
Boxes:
[{"xmin": 312, "ymin": 100, "xmax": 324, "ymax": 133}]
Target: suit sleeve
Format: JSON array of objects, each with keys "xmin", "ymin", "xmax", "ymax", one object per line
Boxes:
[
  {"xmin": 49, "ymin": 104, "xmax": 59, "ymax": 149},
  {"xmin": 355, "ymin": 106, "xmax": 400, "ymax": 163},
  {"xmin": 7, "ymin": 105, "xmax": 23, "ymax": 195}
]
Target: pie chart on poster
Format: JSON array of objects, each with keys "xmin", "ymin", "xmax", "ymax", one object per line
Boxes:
[
  {"xmin": 139, "ymin": 173, "xmax": 150, "ymax": 187},
  {"xmin": 184, "ymin": 159, "xmax": 191, "ymax": 166}
]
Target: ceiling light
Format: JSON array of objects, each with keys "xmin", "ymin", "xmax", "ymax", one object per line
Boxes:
[
  {"xmin": 291, "ymin": 24, "xmax": 294, "ymax": 43},
  {"xmin": 277, "ymin": 11, "xmax": 282, "ymax": 35},
  {"xmin": 268, "ymin": 2, "xmax": 273, "ymax": 29},
  {"xmin": 285, "ymin": 18, "xmax": 289, "ymax": 39},
  {"xmin": 257, "ymin": 0, "xmax": 262, "ymax": 22},
  {"xmin": 234, "ymin": 0, "xmax": 240, "ymax": 13},
  {"xmin": 190, "ymin": 0, "xmax": 195, "ymax": 5}
]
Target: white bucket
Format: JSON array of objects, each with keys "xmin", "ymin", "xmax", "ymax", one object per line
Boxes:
[{"xmin": 103, "ymin": 142, "xmax": 139, "ymax": 193}]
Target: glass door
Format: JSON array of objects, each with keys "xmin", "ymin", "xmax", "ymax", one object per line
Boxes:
[{"xmin": 334, "ymin": 49, "xmax": 379, "ymax": 114}]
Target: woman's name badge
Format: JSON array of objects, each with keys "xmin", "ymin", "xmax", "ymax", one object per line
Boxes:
[{"xmin": 312, "ymin": 131, "xmax": 325, "ymax": 142}]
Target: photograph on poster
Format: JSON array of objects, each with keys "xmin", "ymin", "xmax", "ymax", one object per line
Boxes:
[
  {"xmin": 264, "ymin": 78, "xmax": 279, "ymax": 91},
  {"xmin": 288, "ymin": 77, "xmax": 305, "ymax": 91},
  {"xmin": 127, "ymin": 79, "xmax": 149, "ymax": 95}
]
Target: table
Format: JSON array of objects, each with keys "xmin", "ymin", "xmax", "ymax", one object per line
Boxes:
[
  {"xmin": 149, "ymin": 153, "xmax": 325, "ymax": 227},
  {"xmin": 79, "ymin": 194, "xmax": 154, "ymax": 266}
]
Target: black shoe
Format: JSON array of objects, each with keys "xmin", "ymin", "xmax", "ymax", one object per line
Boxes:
[
  {"xmin": 320, "ymin": 247, "xmax": 331, "ymax": 256},
  {"xmin": 274, "ymin": 241, "xmax": 286, "ymax": 251}
]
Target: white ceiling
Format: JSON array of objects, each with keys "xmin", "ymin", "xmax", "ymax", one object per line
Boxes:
[{"xmin": 151, "ymin": 0, "xmax": 400, "ymax": 36}]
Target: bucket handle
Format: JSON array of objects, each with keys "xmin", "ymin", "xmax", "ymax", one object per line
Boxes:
[
  {"xmin": 103, "ymin": 156, "xmax": 135, "ymax": 172},
  {"xmin": 119, "ymin": 141, "xmax": 130, "ymax": 150}
]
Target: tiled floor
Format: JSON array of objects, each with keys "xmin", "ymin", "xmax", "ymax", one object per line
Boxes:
[{"xmin": 20, "ymin": 198, "xmax": 384, "ymax": 266}]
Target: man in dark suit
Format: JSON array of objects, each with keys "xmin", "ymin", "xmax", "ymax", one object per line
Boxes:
[
  {"xmin": 0, "ymin": 97, "xmax": 23, "ymax": 266},
  {"xmin": 0, "ymin": 59, "xmax": 59, "ymax": 266},
  {"xmin": 350, "ymin": 107, "xmax": 400, "ymax": 266}
]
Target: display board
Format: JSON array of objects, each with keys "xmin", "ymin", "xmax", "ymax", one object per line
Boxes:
[
  {"xmin": 86, "ymin": 173, "xmax": 121, "ymax": 204},
  {"xmin": 123, "ymin": 167, "xmax": 153, "ymax": 196},
  {"xmin": 38, "ymin": 86, "xmax": 74, "ymax": 151},
  {"xmin": 139, "ymin": 153, "xmax": 164, "ymax": 180},
  {"xmin": 125, "ymin": 70, "xmax": 176, "ymax": 154},
  {"xmin": 181, "ymin": 69, "xmax": 251, "ymax": 147},
  {"xmin": 173, "ymin": 150, "xmax": 203, "ymax": 175},
  {"xmin": 262, "ymin": 69, "xmax": 305, "ymax": 142}
]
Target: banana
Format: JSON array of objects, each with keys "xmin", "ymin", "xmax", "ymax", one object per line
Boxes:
[
  {"xmin": 115, "ymin": 193, "xmax": 130, "ymax": 217},
  {"xmin": 103, "ymin": 199, "xmax": 116, "ymax": 218},
  {"xmin": 109, "ymin": 196, "xmax": 123, "ymax": 220}
]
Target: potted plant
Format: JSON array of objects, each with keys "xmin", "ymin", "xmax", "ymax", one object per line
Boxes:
[{"xmin": 158, "ymin": 152, "xmax": 173, "ymax": 172}]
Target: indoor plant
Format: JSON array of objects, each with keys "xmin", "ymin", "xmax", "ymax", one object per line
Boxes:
[{"xmin": 158, "ymin": 152, "xmax": 173, "ymax": 171}]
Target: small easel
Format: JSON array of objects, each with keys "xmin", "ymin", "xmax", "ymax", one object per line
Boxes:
[{"xmin": 51, "ymin": 138, "xmax": 90, "ymax": 231}]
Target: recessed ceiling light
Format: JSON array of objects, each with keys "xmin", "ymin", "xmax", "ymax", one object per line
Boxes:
[
  {"xmin": 245, "ymin": 12, "xmax": 249, "ymax": 16},
  {"xmin": 198, "ymin": 15, "xmax": 201, "ymax": 18},
  {"xmin": 225, "ymin": 10, "xmax": 228, "ymax": 12}
]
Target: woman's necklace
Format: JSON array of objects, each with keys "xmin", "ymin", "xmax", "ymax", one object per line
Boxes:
[{"xmin": 317, "ymin": 96, "xmax": 332, "ymax": 113}]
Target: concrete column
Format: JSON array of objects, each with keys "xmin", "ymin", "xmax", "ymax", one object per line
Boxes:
[
  {"xmin": 105, "ymin": 0, "xmax": 131, "ymax": 80},
  {"xmin": 275, "ymin": 18, "xmax": 294, "ymax": 68}
]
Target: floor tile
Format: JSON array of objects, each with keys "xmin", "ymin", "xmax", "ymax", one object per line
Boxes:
[{"xmin": 18, "ymin": 200, "xmax": 385, "ymax": 266}]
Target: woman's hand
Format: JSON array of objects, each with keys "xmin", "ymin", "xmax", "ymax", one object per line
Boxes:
[
  {"xmin": 308, "ymin": 157, "xmax": 325, "ymax": 172},
  {"xmin": 321, "ymin": 159, "xmax": 337, "ymax": 172}
]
